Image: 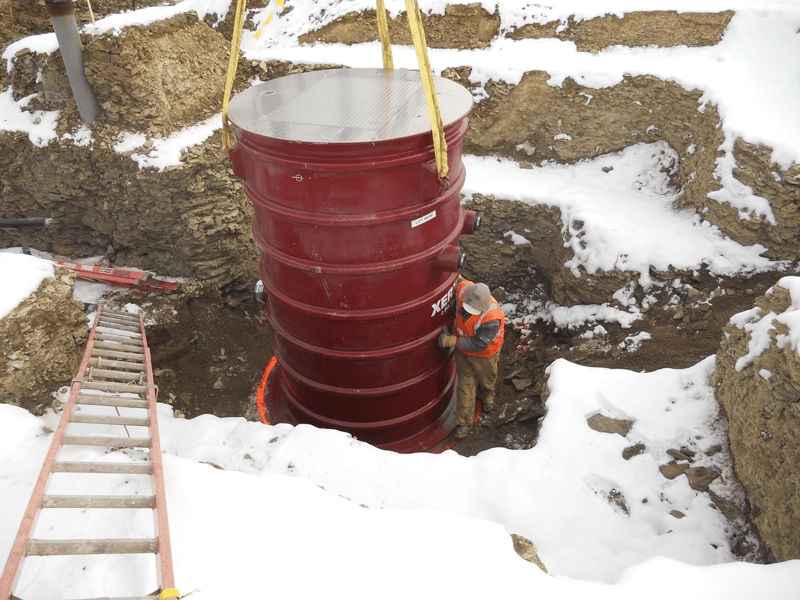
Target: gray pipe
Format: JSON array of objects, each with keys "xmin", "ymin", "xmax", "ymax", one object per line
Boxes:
[{"xmin": 46, "ymin": 0, "xmax": 99, "ymax": 124}]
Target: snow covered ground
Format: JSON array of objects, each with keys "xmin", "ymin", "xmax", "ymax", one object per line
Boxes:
[
  {"xmin": 3, "ymin": 355, "xmax": 800, "ymax": 599},
  {"xmin": 3, "ymin": 0, "xmax": 800, "ymax": 597}
]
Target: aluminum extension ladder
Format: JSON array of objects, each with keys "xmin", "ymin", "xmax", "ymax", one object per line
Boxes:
[{"xmin": 0, "ymin": 306, "xmax": 175, "ymax": 600}]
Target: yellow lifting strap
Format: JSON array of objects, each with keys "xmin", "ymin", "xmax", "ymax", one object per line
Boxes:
[
  {"xmin": 221, "ymin": 0, "xmax": 248, "ymax": 153},
  {"xmin": 378, "ymin": 0, "xmax": 449, "ymax": 182},
  {"xmin": 376, "ymin": 0, "xmax": 394, "ymax": 70}
]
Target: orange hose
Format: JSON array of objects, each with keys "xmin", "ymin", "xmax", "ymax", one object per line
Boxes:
[{"xmin": 256, "ymin": 356, "xmax": 278, "ymax": 425}]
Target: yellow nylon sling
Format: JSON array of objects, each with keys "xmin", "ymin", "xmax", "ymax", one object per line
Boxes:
[
  {"xmin": 221, "ymin": 0, "xmax": 248, "ymax": 153},
  {"xmin": 377, "ymin": 0, "xmax": 449, "ymax": 182}
]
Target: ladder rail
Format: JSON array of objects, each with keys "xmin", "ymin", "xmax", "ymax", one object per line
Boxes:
[
  {"xmin": 0, "ymin": 306, "xmax": 103, "ymax": 598},
  {"xmin": 141, "ymin": 311, "xmax": 175, "ymax": 592}
]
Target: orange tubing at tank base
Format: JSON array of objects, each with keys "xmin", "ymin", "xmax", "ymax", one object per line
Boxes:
[
  {"xmin": 256, "ymin": 354, "xmax": 478, "ymax": 452},
  {"xmin": 256, "ymin": 356, "xmax": 278, "ymax": 425}
]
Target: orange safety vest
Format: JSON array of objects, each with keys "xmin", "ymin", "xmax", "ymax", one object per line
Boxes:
[{"xmin": 454, "ymin": 279, "xmax": 505, "ymax": 358}]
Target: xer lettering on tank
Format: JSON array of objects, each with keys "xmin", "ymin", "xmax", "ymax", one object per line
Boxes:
[{"xmin": 431, "ymin": 283, "xmax": 456, "ymax": 317}]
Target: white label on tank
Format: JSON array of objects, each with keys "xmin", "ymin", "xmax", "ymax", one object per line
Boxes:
[{"xmin": 411, "ymin": 210, "xmax": 436, "ymax": 228}]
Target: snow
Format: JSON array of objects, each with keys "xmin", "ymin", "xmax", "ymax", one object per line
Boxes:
[
  {"xmin": 4, "ymin": 357, "xmax": 800, "ymax": 598},
  {"xmin": 728, "ymin": 276, "xmax": 800, "ymax": 371},
  {"xmin": 549, "ymin": 302, "xmax": 642, "ymax": 329},
  {"xmin": 620, "ymin": 331, "xmax": 652, "ymax": 350},
  {"xmin": 112, "ymin": 115, "xmax": 220, "ymax": 171},
  {"xmin": 0, "ymin": 89, "xmax": 59, "ymax": 148},
  {"xmin": 0, "ymin": 254, "xmax": 54, "ymax": 319},
  {"xmin": 464, "ymin": 143, "xmax": 780, "ymax": 288},
  {"xmin": 503, "ymin": 230, "xmax": 532, "ymax": 246},
  {"xmin": 2, "ymin": 33, "xmax": 58, "ymax": 73}
]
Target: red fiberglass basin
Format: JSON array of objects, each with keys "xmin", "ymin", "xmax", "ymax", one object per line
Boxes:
[{"xmin": 228, "ymin": 68, "xmax": 477, "ymax": 452}]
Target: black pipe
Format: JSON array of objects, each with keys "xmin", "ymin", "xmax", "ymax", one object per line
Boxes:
[
  {"xmin": 0, "ymin": 218, "xmax": 55, "ymax": 229},
  {"xmin": 0, "ymin": 218, "xmax": 54, "ymax": 255}
]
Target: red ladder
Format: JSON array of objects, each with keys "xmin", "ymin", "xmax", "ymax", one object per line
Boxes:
[
  {"xmin": 0, "ymin": 306, "xmax": 175, "ymax": 600},
  {"xmin": 53, "ymin": 260, "xmax": 179, "ymax": 293}
]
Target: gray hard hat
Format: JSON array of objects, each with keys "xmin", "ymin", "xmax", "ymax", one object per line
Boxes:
[{"xmin": 463, "ymin": 283, "xmax": 491, "ymax": 314}]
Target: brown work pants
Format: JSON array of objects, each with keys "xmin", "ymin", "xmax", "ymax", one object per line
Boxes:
[{"xmin": 454, "ymin": 350, "xmax": 500, "ymax": 427}]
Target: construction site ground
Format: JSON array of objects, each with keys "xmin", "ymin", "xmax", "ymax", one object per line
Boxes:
[{"xmin": 116, "ymin": 241, "xmax": 783, "ymax": 460}]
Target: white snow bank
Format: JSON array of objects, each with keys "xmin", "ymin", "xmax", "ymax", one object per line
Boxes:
[
  {"xmin": 729, "ymin": 275, "xmax": 800, "ymax": 371},
  {"xmin": 0, "ymin": 254, "xmax": 54, "ymax": 320},
  {"xmin": 4, "ymin": 357, "xmax": 800, "ymax": 596},
  {"xmin": 0, "ymin": 89, "xmax": 59, "ymax": 148},
  {"xmin": 83, "ymin": 0, "xmax": 231, "ymax": 37},
  {"xmin": 463, "ymin": 143, "xmax": 779, "ymax": 287},
  {"xmin": 155, "ymin": 357, "xmax": 740, "ymax": 585}
]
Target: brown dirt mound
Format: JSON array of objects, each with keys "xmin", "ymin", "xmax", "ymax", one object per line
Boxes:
[{"xmin": 0, "ymin": 265, "xmax": 87, "ymax": 412}]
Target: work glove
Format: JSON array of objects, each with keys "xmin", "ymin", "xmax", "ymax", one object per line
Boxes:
[{"xmin": 438, "ymin": 326, "xmax": 457, "ymax": 348}]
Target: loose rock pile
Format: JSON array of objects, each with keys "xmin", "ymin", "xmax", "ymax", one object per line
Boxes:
[{"xmin": 0, "ymin": 266, "xmax": 87, "ymax": 411}]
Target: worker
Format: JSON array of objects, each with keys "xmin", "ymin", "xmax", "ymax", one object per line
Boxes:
[{"xmin": 438, "ymin": 278, "xmax": 505, "ymax": 438}]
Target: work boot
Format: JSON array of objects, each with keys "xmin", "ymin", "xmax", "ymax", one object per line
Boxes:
[
  {"xmin": 483, "ymin": 402, "xmax": 495, "ymax": 413},
  {"xmin": 454, "ymin": 425, "xmax": 469, "ymax": 439}
]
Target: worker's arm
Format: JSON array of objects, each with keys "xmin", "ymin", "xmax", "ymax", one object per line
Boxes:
[{"xmin": 457, "ymin": 319, "xmax": 500, "ymax": 353}]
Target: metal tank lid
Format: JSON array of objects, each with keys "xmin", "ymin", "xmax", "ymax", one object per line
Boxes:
[{"xmin": 227, "ymin": 68, "xmax": 474, "ymax": 144}]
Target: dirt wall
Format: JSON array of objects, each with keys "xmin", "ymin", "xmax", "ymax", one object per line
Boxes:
[
  {"xmin": 301, "ymin": 7, "xmax": 733, "ymax": 52},
  {"xmin": 0, "ymin": 266, "xmax": 87, "ymax": 410},
  {"xmin": 507, "ymin": 11, "xmax": 734, "ymax": 52},
  {"xmin": 1, "ymin": 12, "xmax": 261, "ymax": 292},
  {"xmin": 299, "ymin": 3, "xmax": 500, "ymax": 50},
  {"xmin": 712, "ymin": 284, "xmax": 800, "ymax": 562},
  {"xmin": 680, "ymin": 140, "xmax": 800, "ymax": 260}
]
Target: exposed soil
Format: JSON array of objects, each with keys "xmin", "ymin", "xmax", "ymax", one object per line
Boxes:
[
  {"xmin": 300, "ymin": 7, "xmax": 733, "ymax": 53},
  {"xmin": 123, "ymin": 289, "xmax": 275, "ymax": 421},
  {"xmin": 507, "ymin": 11, "xmax": 734, "ymax": 52}
]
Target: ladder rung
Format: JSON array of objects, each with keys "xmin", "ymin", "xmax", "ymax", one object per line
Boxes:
[
  {"xmin": 78, "ymin": 395, "xmax": 149, "ymax": 409},
  {"xmin": 102, "ymin": 311, "xmax": 141, "ymax": 321},
  {"xmin": 96, "ymin": 333, "xmax": 144, "ymax": 346},
  {"xmin": 89, "ymin": 368, "xmax": 144, "ymax": 382},
  {"xmin": 71, "ymin": 414, "xmax": 151, "ymax": 427},
  {"xmin": 89, "ymin": 358, "xmax": 145, "ymax": 371},
  {"xmin": 98, "ymin": 316, "xmax": 141, "ymax": 328},
  {"xmin": 80, "ymin": 381, "xmax": 148, "ymax": 394},
  {"xmin": 94, "ymin": 341, "xmax": 146, "ymax": 354},
  {"xmin": 96, "ymin": 326, "xmax": 142, "ymax": 339},
  {"xmin": 42, "ymin": 495, "xmax": 155, "ymax": 509},
  {"xmin": 27, "ymin": 538, "xmax": 158, "ymax": 556},
  {"xmin": 64, "ymin": 435, "xmax": 151, "ymax": 448},
  {"xmin": 54, "ymin": 461, "xmax": 152, "ymax": 474},
  {"xmin": 92, "ymin": 348, "xmax": 145, "ymax": 362}
]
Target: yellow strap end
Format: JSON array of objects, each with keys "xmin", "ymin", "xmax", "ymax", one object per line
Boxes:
[{"xmin": 160, "ymin": 589, "xmax": 180, "ymax": 600}]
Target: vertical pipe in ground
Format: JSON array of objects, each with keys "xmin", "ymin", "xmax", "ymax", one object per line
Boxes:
[{"xmin": 45, "ymin": 0, "xmax": 99, "ymax": 124}]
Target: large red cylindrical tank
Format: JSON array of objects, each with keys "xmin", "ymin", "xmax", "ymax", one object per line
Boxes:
[{"xmin": 228, "ymin": 68, "xmax": 476, "ymax": 452}]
